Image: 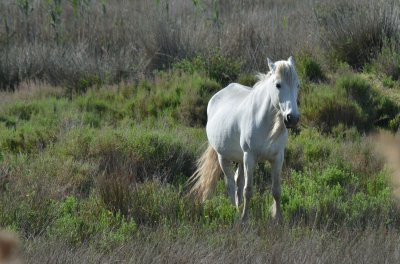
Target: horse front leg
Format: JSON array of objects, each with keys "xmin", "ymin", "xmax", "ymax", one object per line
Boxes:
[
  {"xmin": 271, "ymin": 150, "xmax": 284, "ymax": 224},
  {"xmin": 242, "ymin": 152, "xmax": 255, "ymax": 221},
  {"xmin": 234, "ymin": 163, "xmax": 244, "ymax": 211}
]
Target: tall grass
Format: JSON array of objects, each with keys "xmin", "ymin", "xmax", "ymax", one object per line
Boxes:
[
  {"xmin": 4, "ymin": 0, "xmax": 399, "ymax": 89},
  {"xmin": 22, "ymin": 226, "xmax": 400, "ymax": 264}
]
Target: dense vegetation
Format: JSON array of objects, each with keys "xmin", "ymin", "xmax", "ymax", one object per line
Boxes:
[{"xmin": 1, "ymin": 0, "xmax": 400, "ymax": 263}]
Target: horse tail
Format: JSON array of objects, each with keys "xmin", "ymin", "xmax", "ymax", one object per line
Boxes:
[{"xmin": 187, "ymin": 144, "xmax": 221, "ymax": 202}]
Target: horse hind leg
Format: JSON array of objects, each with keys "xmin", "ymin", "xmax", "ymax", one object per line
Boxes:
[
  {"xmin": 271, "ymin": 151, "xmax": 284, "ymax": 224},
  {"xmin": 218, "ymin": 155, "xmax": 236, "ymax": 205},
  {"xmin": 234, "ymin": 163, "xmax": 244, "ymax": 210}
]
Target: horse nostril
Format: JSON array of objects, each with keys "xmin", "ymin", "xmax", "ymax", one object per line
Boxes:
[{"xmin": 286, "ymin": 114, "xmax": 299, "ymax": 126}]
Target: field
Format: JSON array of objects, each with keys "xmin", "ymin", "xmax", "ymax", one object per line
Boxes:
[{"xmin": 1, "ymin": 0, "xmax": 400, "ymax": 263}]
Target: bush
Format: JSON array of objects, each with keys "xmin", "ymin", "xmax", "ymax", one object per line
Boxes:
[
  {"xmin": 370, "ymin": 43, "xmax": 400, "ymax": 80},
  {"xmin": 8, "ymin": 102, "xmax": 40, "ymax": 121},
  {"xmin": 203, "ymin": 195, "xmax": 236, "ymax": 226},
  {"xmin": 129, "ymin": 71, "xmax": 219, "ymax": 126},
  {"xmin": 389, "ymin": 114, "xmax": 400, "ymax": 132},
  {"xmin": 297, "ymin": 56, "xmax": 325, "ymax": 82},
  {"xmin": 382, "ymin": 75, "xmax": 396, "ymax": 88},
  {"xmin": 172, "ymin": 53, "xmax": 241, "ymax": 87},
  {"xmin": 301, "ymin": 74, "xmax": 399, "ymax": 132},
  {"xmin": 88, "ymin": 127, "xmax": 196, "ymax": 184},
  {"xmin": 301, "ymin": 84, "xmax": 366, "ymax": 132},
  {"xmin": 237, "ymin": 74, "xmax": 258, "ymax": 87},
  {"xmin": 178, "ymin": 79, "xmax": 220, "ymax": 126},
  {"xmin": 49, "ymin": 195, "xmax": 137, "ymax": 247},
  {"xmin": 0, "ymin": 123, "xmax": 57, "ymax": 154},
  {"xmin": 315, "ymin": 0, "xmax": 399, "ymax": 69},
  {"xmin": 282, "ymin": 165, "xmax": 394, "ymax": 227},
  {"xmin": 337, "ymin": 74, "xmax": 399, "ymax": 127}
]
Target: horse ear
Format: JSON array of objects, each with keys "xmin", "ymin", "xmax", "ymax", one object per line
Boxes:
[
  {"xmin": 267, "ymin": 58, "xmax": 275, "ymax": 71},
  {"xmin": 288, "ymin": 56, "xmax": 295, "ymax": 65}
]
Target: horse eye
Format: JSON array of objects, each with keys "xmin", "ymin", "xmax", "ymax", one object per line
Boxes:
[{"xmin": 276, "ymin": 83, "xmax": 281, "ymax": 89}]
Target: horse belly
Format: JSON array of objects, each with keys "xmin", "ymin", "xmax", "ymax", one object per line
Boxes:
[
  {"xmin": 205, "ymin": 83, "xmax": 251, "ymax": 162},
  {"xmin": 206, "ymin": 114, "xmax": 243, "ymax": 162}
]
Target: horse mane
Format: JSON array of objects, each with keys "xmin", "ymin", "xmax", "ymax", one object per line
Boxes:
[
  {"xmin": 253, "ymin": 61, "xmax": 298, "ymax": 89},
  {"xmin": 253, "ymin": 72, "xmax": 272, "ymax": 88}
]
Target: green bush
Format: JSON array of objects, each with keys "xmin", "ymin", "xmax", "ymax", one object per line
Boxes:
[
  {"xmin": 206, "ymin": 51, "xmax": 241, "ymax": 86},
  {"xmin": 75, "ymin": 94, "xmax": 124, "ymax": 127},
  {"xmin": 389, "ymin": 114, "xmax": 400, "ymax": 132},
  {"xmin": 173, "ymin": 53, "xmax": 241, "ymax": 86},
  {"xmin": 301, "ymin": 84, "xmax": 366, "ymax": 132},
  {"xmin": 87, "ymin": 127, "xmax": 196, "ymax": 184},
  {"xmin": 301, "ymin": 75, "xmax": 399, "ymax": 132},
  {"xmin": 370, "ymin": 43, "xmax": 400, "ymax": 80},
  {"xmin": 337, "ymin": 74, "xmax": 399, "ymax": 127},
  {"xmin": 0, "ymin": 123, "xmax": 57, "ymax": 154},
  {"xmin": 8, "ymin": 102, "xmax": 40, "ymax": 121},
  {"xmin": 178, "ymin": 79, "xmax": 220, "ymax": 126},
  {"xmin": 173, "ymin": 56, "xmax": 206, "ymax": 74},
  {"xmin": 237, "ymin": 74, "xmax": 258, "ymax": 87},
  {"xmin": 203, "ymin": 195, "xmax": 236, "ymax": 226},
  {"xmin": 297, "ymin": 56, "xmax": 325, "ymax": 82},
  {"xmin": 382, "ymin": 75, "xmax": 396, "ymax": 88},
  {"xmin": 75, "ymin": 75, "xmax": 102, "ymax": 94},
  {"xmin": 49, "ymin": 195, "xmax": 137, "ymax": 247},
  {"xmin": 282, "ymin": 165, "xmax": 395, "ymax": 227},
  {"xmin": 129, "ymin": 71, "xmax": 219, "ymax": 126}
]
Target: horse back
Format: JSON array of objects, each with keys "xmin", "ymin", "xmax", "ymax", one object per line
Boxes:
[{"xmin": 207, "ymin": 83, "xmax": 251, "ymax": 118}]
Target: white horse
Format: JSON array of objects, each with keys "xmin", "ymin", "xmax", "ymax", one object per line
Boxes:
[{"xmin": 189, "ymin": 57, "xmax": 300, "ymax": 222}]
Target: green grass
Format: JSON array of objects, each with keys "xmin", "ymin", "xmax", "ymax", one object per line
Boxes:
[{"xmin": 0, "ymin": 66, "xmax": 400, "ymax": 262}]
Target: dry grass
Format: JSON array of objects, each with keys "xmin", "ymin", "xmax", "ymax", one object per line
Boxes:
[
  {"xmin": 22, "ymin": 226, "xmax": 400, "ymax": 264},
  {"xmin": 7, "ymin": 0, "xmax": 400, "ymax": 89},
  {"xmin": 1, "ymin": 0, "xmax": 399, "ymax": 90}
]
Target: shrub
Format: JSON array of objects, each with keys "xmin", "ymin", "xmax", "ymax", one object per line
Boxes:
[
  {"xmin": 75, "ymin": 94, "xmax": 124, "ymax": 127},
  {"xmin": 173, "ymin": 56, "xmax": 206, "ymax": 75},
  {"xmin": 315, "ymin": 0, "xmax": 399, "ymax": 69},
  {"xmin": 49, "ymin": 195, "xmax": 137, "ymax": 247},
  {"xmin": 8, "ymin": 102, "xmax": 40, "ymax": 121},
  {"xmin": 172, "ymin": 53, "xmax": 241, "ymax": 87},
  {"xmin": 337, "ymin": 74, "xmax": 399, "ymax": 127},
  {"xmin": 301, "ymin": 84, "xmax": 366, "ymax": 132},
  {"xmin": 297, "ymin": 55, "xmax": 325, "ymax": 82},
  {"xmin": 203, "ymin": 195, "xmax": 236, "ymax": 226},
  {"xmin": 178, "ymin": 79, "xmax": 220, "ymax": 126},
  {"xmin": 237, "ymin": 74, "xmax": 258, "ymax": 87},
  {"xmin": 388, "ymin": 114, "xmax": 400, "ymax": 132},
  {"xmin": 301, "ymin": 74, "xmax": 399, "ymax": 132},
  {"xmin": 88, "ymin": 127, "xmax": 196, "ymax": 184},
  {"xmin": 0, "ymin": 123, "xmax": 57, "ymax": 154},
  {"xmin": 370, "ymin": 42, "xmax": 400, "ymax": 80},
  {"xmin": 382, "ymin": 75, "xmax": 396, "ymax": 88},
  {"xmin": 129, "ymin": 71, "xmax": 219, "ymax": 126},
  {"xmin": 206, "ymin": 51, "xmax": 242, "ymax": 86},
  {"xmin": 282, "ymin": 165, "xmax": 395, "ymax": 227}
]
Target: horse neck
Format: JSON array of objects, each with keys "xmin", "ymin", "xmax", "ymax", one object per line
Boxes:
[{"xmin": 250, "ymin": 81, "xmax": 284, "ymax": 139}]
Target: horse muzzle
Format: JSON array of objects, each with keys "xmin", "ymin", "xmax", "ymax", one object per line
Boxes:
[{"xmin": 284, "ymin": 114, "xmax": 300, "ymax": 128}]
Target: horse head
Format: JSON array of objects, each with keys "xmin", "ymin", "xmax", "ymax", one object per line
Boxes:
[{"xmin": 267, "ymin": 56, "xmax": 300, "ymax": 128}]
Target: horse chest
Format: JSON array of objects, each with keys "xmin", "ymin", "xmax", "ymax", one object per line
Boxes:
[{"xmin": 245, "ymin": 129, "xmax": 288, "ymax": 161}]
